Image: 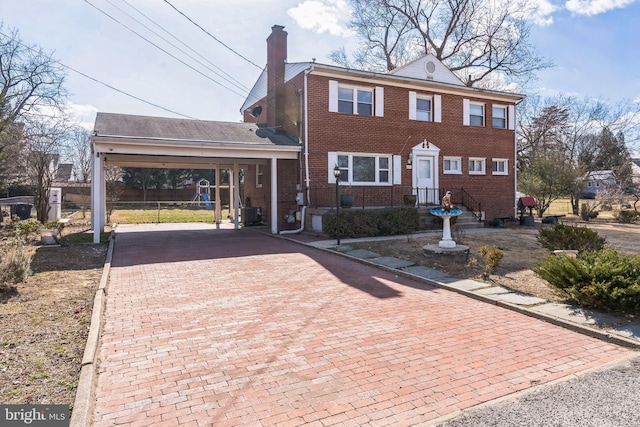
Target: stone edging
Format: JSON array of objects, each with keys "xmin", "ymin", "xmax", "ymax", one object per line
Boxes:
[{"xmin": 69, "ymin": 232, "xmax": 115, "ymax": 427}]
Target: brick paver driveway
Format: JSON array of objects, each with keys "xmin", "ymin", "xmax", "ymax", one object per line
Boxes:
[{"xmin": 92, "ymin": 224, "xmax": 633, "ymax": 427}]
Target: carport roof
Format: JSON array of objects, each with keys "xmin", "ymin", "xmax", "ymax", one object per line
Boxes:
[{"xmin": 93, "ymin": 112, "xmax": 300, "ymax": 146}]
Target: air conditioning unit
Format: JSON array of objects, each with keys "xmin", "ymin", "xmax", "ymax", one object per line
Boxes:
[{"xmin": 242, "ymin": 207, "xmax": 262, "ymax": 225}]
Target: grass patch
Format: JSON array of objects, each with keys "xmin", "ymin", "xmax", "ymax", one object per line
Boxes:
[{"xmin": 109, "ymin": 206, "xmax": 229, "ymax": 224}]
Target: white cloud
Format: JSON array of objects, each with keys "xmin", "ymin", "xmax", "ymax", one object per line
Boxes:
[
  {"xmin": 67, "ymin": 103, "xmax": 98, "ymax": 130},
  {"xmin": 527, "ymin": 0, "xmax": 559, "ymax": 25},
  {"xmin": 565, "ymin": 0, "xmax": 636, "ymax": 15},
  {"xmin": 287, "ymin": 0, "xmax": 354, "ymax": 37}
]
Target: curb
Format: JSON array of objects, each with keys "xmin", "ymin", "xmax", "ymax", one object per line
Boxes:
[{"xmin": 70, "ymin": 232, "xmax": 115, "ymax": 427}]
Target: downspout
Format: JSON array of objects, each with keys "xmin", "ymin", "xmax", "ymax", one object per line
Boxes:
[
  {"xmin": 280, "ymin": 66, "xmax": 312, "ymax": 235},
  {"xmin": 514, "ymin": 98, "xmax": 523, "ymax": 219}
]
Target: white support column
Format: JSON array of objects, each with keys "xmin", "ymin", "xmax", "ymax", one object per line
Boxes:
[
  {"xmin": 228, "ymin": 166, "xmax": 234, "ymax": 224},
  {"xmin": 91, "ymin": 152, "xmax": 105, "ymax": 244},
  {"xmin": 214, "ymin": 164, "xmax": 221, "ymax": 224},
  {"xmin": 270, "ymin": 157, "xmax": 278, "ymax": 234},
  {"xmin": 233, "ymin": 162, "xmax": 240, "ymax": 230}
]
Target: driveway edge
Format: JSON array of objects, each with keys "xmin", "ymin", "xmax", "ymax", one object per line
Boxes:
[{"xmin": 70, "ymin": 232, "xmax": 115, "ymax": 427}]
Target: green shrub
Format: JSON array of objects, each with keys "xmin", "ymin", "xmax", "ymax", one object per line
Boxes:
[
  {"xmin": 323, "ymin": 207, "xmax": 420, "ymax": 239},
  {"xmin": 44, "ymin": 219, "xmax": 65, "ymax": 234},
  {"xmin": 614, "ymin": 210, "xmax": 639, "ymax": 224},
  {"xmin": 478, "ymin": 245, "xmax": 504, "ymax": 279},
  {"xmin": 536, "ymin": 224, "xmax": 606, "ymax": 252},
  {"xmin": 534, "ymin": 248, "xmax": 640, "ymax": 313}
]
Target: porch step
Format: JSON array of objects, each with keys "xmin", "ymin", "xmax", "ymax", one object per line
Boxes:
[{"xmin": 417, "ymin": 207, "xmax": 484, "ymax": 230}]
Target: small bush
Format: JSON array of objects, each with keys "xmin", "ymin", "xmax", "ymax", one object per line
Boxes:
[
  {"xmin": 479, "ymin": 245, "xmax": 504, "ymax": 279},
  {"xmin": 534, "ymin": 248, "xmax": 640, "ymax": 313},
  {"xmin": 580, "ymin": 202, "xmax": 599, "ymax": 221},
  {"xmin": 537, "ymin": 224, "xmax": 606, "ymax": 252},
  {"xmin": 614, "ymin": 210, "xmax": 639, "ymax": 224},
  {"xmin": 12, "ymin": 217, "xmax": 43, "ymax": 242},
  {"xmin": 0, "ymin": 244, "xmax": 33, "ymax": 289}
]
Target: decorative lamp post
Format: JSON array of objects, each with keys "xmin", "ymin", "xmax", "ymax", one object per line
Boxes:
[{"xmin": 333, "ymin": 165, "xmax": 341, "ymax": 246}]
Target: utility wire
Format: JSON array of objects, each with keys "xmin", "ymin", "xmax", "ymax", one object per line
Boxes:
[
  {"xmin": 162, "ymin": 0, "xmax": 263, "ymax": 71},
  {"xmin": 83, "ymin": 0, "xmax": 249, "ymax": 99},
  {"xmin": 0, "ymin": 30, "xmax": 197, "ymax": 120},
  {"xmin": 109, "ymin": 0, "xmax": 251, "ymax": 94}
]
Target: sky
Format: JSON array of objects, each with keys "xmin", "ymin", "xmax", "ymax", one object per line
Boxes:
[{"xmin": 1, "ymin": 0, "xmax": 639, "ymax": 134}]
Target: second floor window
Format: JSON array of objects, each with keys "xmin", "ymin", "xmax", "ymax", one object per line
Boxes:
[
  {"xmin": 329, "ymin": 80, "xmax": 384, "ymax": 117},
  {"xmin": 493, "ymin": 106, "xmax": 507, "ymax": 129},
  {"xmin": 338, "ymin": 87, "xmax": 373, "ymax": 116},
  {"xmin": 470, "ymin": 103, "xmax": 484, "ymax": 127},
  {"xmin": 416, "ymin": 98, "xmax": 432, "ymax": 121}
]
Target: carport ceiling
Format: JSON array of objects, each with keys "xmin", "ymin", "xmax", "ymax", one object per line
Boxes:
[{"xmin": 103, "ymin": 153, "xmax": 268, "ymax": 169}]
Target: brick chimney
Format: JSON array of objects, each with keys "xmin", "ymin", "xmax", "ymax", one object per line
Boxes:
[{"xmin": 266, "ymin": 25, "xmax": 287, "ymax": 130}]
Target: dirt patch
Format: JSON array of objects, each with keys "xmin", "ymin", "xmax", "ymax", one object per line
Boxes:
[
  {"xmin": 0, "ymin": 220, "xmax": 107, "ymax": 407},
  {"xmin": 351, "ymin": 219, "xmax": 640, "ymax": 303}
]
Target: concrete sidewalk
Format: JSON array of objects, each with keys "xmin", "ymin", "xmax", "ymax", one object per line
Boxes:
[{"xmin": 90, "ymin": 224, "xmax": 635, "ymax": 426}]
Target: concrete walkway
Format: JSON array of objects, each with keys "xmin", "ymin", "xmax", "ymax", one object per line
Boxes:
[{"xmin": 91, "ymin": 224, "xmax": 635, "ymax": 426}]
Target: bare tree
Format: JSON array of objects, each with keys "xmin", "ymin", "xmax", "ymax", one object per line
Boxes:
[
  {"xmin": 0, "ymin": 25, "xmax": 67, "ymax": 195},
  {"xmin": 17, "ymin": 116, "xmax": 70, "ymax": 223},
  {"xmin": 67, "ymin": 126, "xmax": 92, "ymax": 183},
  {"xmin": 0, "ymin": 26, "xmax": 67, "ymax": 131},
  {"xmin": 332, "ymin": 0, "xmax": 552, "ymax": 88}
]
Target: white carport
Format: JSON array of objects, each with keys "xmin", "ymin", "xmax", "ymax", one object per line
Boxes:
[{"xmin": 91, "ymin": 113, "xmax": 301, "ymax": 243}]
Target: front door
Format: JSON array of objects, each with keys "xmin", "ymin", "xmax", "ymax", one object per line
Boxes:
[{"xmin": 415, "ymin": 156, "xmax": 435, "ymax": 204}]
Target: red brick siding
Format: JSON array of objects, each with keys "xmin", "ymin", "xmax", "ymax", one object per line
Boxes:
[{"xmin": 304, "ymin": 74, "xmax": 516, "ymax": 220}]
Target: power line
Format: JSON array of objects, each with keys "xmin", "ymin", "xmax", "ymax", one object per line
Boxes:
[
  {"xmin": 109, "ymin": 0, "xmax": 251, "ymax": 94},
  {"xmin": 162, "ymin": 0, "xmax": 263, "ymax": 71},
  {"xmin": 0, "ymin": 30, "xmax": 197, "ymax": 120},
  {"xmin": 83, "ymin": 0, "xmax": 249, "ymax": 100}
]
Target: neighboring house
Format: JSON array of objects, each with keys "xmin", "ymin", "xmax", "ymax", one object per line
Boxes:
[
  {"xmin": 241, "ymin": 25, "xmax": 524, "ymax": 228},
  {"xmin": 581, "ymin": 170, "xmax": 619, "ymax": 199},
  {"xmin": 631, "ymin": 153, "xmax": 640, "ymax": 186}
]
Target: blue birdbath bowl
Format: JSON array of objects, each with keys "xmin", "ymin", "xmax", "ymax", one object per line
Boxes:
[{"xmin": 430, "ymin": 208, "xmax": 463, "ymax": 248}]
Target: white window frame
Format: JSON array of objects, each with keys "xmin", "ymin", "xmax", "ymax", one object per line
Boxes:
[
  {"xmin": 329, "ymin": 81, "xmax": 384, "ymax": 117},
  {"xmin": 443, "ymin": 156, "xmax": 462, "ymax": 174},
  {"xmin": 256, "ymin": 164, "xmax": 263, "ymax": 188},
  {"xmin": 491, "ymin": 158, "xmax": 509, "ymax": 176},
  {"xmin": 492, "ymin": 105, "xmax": 507, "ymax": 129},
  {"xmin": 468, "ymin": 157, "xmax": 486, "ymax": 175},
  {"xmin": 463, "ymin": 99, "xmax": 485, "ymax": 127},
  {"xmin": 327, "ymin": 152, "xmax": 394, "ymax": 186},
  {"xmin": 409, "ymin": 92, "xmax": 441, "ymax": 122}
]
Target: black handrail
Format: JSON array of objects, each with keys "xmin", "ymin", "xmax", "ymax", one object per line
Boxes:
[{"xmin": 460, "ymin": 188, "xmax": 483, "ymax": 222}]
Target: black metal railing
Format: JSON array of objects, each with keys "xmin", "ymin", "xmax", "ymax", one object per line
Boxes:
[
  {"xmin": 460, "ymin": 188, "xmax": 483, "ymax": 221},
  {"xmin": 307, "ymin": 186, "xmax": 449, "ymax": 209}
]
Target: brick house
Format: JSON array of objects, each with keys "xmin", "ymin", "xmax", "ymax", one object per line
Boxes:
[{"xmin": 241, "ymin": 25, "xmax": 524, "ymax": 232}]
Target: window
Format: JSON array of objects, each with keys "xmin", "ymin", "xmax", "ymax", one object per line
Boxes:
[
  {"xmin": 493, "ymin": 105, "xmax": 507, "ymax": 129},
  {"xmin": 337, "ymin": 85, "xmax": 372, "ymax": 115},
  {"xmin": 463, "ymin": 99, "xmax": 485, "ymax": 126},
  {"xmin": 330, "ymin": 81, "xmax": 384, "ymax": 117},
  {"xmin": 256, "ymin": 164, "xmax": 263, "ymax": 188},
  {"xmin": 469, "ymin": 158, "xmax": 486, "ymax": 175},
  {"xmin": 409, "ymin": 92, "xmax": 441, "ymax": 122},
  {"xmin": 416, "ymin": 97, "xmax": 432, "ymax": 121},
  {"xmin": 491, "ymin": 159, "xmax": 508, "ymax": 175},
  {"xmin": 443, "ymin": 156, "xmax": 462, "ymax": 174},
  {"xmin": 470, "ymin": 103, "xmax": 484, "ymax": 126},
  {"xmin": 331, "ymin": 152, "xmax": 392, "ymax": 185}
]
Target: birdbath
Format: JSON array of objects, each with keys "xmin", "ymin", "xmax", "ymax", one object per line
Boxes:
[{"xmin": 430, "ymin": 208, "xmax": 463, "ymax": 248}]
